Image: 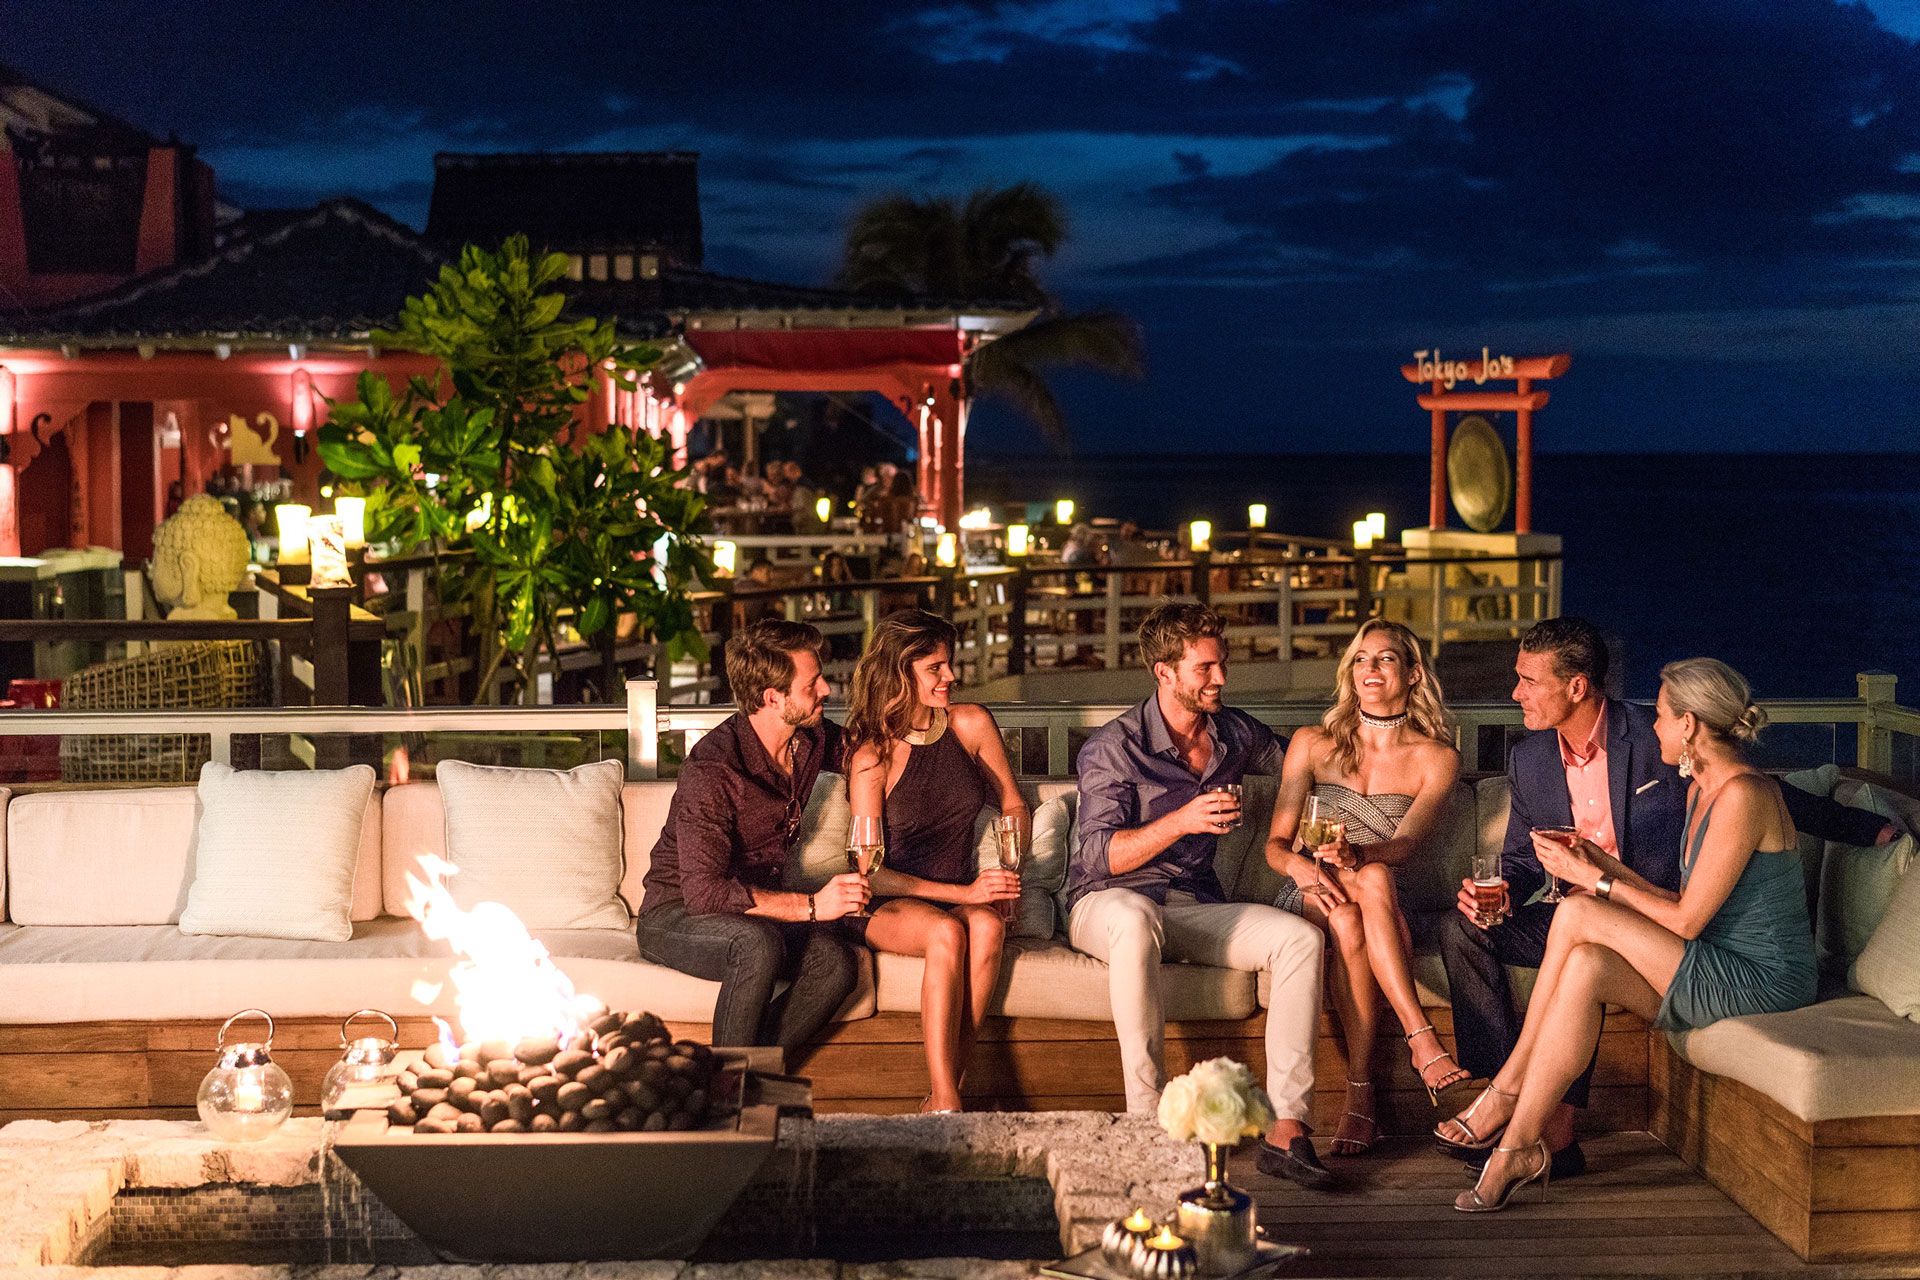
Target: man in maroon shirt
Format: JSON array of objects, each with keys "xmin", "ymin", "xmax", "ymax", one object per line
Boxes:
[{"xmin": 638, "ymin": 620, "xmax": 870, "ymax": 1049}]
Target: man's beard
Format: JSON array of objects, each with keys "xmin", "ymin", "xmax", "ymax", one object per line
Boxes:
[
  {"xmin": 781, "ymin": 700, "xmax": 823, "ymax": 727},
  {"xmin": 1176, "ymin": 686, "xmax": 1223, "ymax": 714}
]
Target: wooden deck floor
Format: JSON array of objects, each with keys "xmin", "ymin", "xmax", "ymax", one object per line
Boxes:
[{"xmin": 1235, "ymin": 1133, "xmax": 1920, "ymax": 1279}]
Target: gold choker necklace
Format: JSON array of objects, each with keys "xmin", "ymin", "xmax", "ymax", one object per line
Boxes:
[{"xmin": 904, "ymin": 707, "xmax": 949, "ymax": 745}]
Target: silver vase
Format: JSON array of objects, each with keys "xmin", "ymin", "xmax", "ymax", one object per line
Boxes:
[{"xmin": 1175, "ymin": 1142, "xmax": 1257, "ymax": 1276}]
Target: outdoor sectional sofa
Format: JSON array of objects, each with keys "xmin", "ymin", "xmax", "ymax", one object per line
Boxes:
[{"xmin": 0, "ymin": 765, "xmax": 1913, "ymax": 1260}]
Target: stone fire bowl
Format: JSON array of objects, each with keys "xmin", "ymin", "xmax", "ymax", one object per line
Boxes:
[{"xmin": 331, "ymin": 1057, "xmax": 792, "ymax": 1263}]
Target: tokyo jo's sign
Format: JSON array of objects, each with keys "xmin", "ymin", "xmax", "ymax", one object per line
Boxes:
[{"xmin": 1411, "ymin": 347, "xmax": 1517, "ymax": 390}]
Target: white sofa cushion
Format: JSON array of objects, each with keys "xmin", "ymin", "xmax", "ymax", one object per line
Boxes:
[
  {"xmin": 434, "ymin": 760, "xmax": 629, "ymax": 931},
  {"xmin": 179, "ymin": 764, "xmax": 377, "ymax": 942},
  {"xmin": 783, "ymin": 773, "xmax": 854, "ymax": 891},
  {"xmin": 1853, "ymin": 850, "xmax": 1920, "ymax": 1024},
  {"xmin": 6, "ymin": 784, "xmax": 382, "ymax": 927},
  {"xmin": 1666, "ymin": 994, "xmax": 1920, "ymax": 1121},
  {"xmin": 0, "ymin": 918, "xmax": 876, "ymax": 1025},
  {"xmin": 876, "ymin": 936, "xmax": 1257, "ymax": 1022}
]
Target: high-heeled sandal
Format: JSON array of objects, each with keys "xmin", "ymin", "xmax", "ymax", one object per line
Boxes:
[
  {"xmin": 1329, "ymin": 1079, "xmax": 1378, "ymax": 1156},
  {"xmin": 1434, "ymin": 1082, "xmax": 1516, "ymax": 1156},
  {"xmin": 1405, "ymin": 1023, "xmax": 1471, "ymax": 1105},
  {"xmin": 1454, "ymin": 1138, "xmax": 1551, "ymax": 1213}
]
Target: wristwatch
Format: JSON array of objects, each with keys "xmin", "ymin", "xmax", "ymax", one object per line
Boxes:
[
  {"xmin": 806, "ymin": 892, "xmax": 818, "ymax": 921},
  {"xmin": 1594, "ymin": 874, "xmax": 1615, "ymax": 901}
]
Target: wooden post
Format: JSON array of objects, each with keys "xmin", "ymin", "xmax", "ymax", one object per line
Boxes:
[
  {"xmin": 710, "ymin": 591, "xmax": 735, "ymax": 707},
  {"xmin": 1430, "ymin": 387, "xmax": 1447, "ymax": 529},
  {"xmin": 1103, "ymin": 571, "xmax": 1123, "ymax": 669},
  {"xmin": 1516, "ymin": 376, "xmax": 1533, "ymax": 533},
  {"xmin": 308, "ymin": 586, "xmax": 355, "ymax": 706},
  {"xmin": 936, "ymin": 567, "xmax": 957, "ymax": 621},
  {"xmin": 1353, "ymin": 549, "xmax": 1374, "ymax": 623},
  {"xmin": 1007, "ymin": 566, "xmax": 1029, "ymax": 677},
  {"xmin": 1858, "ymin": 671, "xmax": 1898, "ymax": 775},
  {"xmin": 1191, "ymin": 549, "xmax": 1212, "ymax": 606}
]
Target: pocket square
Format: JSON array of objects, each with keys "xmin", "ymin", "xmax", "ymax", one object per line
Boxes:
[{"xmin": 1635, "ymin": 779, "xmax": 1661, "ymax": 795}]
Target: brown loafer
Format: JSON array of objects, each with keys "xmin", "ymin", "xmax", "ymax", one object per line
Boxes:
[{"xmin": 1255, "ymin": 1136, "xmax": 1336, "ymax": 1190}]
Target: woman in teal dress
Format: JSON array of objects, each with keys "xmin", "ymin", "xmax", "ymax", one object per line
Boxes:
[{"xmin": 1449, "ymin": 657, "xmax": 1817, "ymax": 1213}]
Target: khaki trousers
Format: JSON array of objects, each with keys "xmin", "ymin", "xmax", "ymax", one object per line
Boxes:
[{"xmin": 1069, "ymin": 887, "xmax": 1323, "ymax": 1120}]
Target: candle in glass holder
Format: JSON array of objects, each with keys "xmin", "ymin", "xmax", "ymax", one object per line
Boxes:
[
  {"xmin": 309, "ymin": 516, "xmax": 351, "ymax": 587},
  {"xmin": 1007, "ymin": 523, "xmax": 1030, "ymax": 557},
  {"xmin": 335, "ymin": 496, "xmax": 366, "ymax": 548},
  {"xmin": 1352, "ymin": 519, "xmax": 1375, "ymax": 550},
  {"xmin": 275, "ymin": 504, "xmax": 311, "ymax": 565}
]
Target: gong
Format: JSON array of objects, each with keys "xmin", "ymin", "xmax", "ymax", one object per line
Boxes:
[{"xmin": 1447, "ymin": 415, "xmax": 1511, "ymax": 533}]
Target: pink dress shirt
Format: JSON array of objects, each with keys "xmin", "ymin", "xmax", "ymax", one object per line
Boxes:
[{"xmin": 1559, "ymin": 703, "xmax": 1619, "ymax": 856}]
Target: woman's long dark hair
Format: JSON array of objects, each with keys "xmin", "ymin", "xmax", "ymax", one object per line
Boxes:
[{"xmin": 845, "ymin": 609, "xmax": 958, "ymax": 767}]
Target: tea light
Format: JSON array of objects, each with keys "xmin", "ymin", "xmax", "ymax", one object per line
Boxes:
[
  {"xmin": 1006, "ymin": 523, "xmax": 1030, "ymax": 557},
  {"xmin": 275, "ymin": 504, "xmax": 311, "ymax": 564},
  {"xmin": 1054, "ymin": 498, "xmax": 1074, "ymax": 525},
  {"xmin": 1247, "ymin": 502, "xmax": 1267, "ymax": 530},
  {"xmin": 935, "ymin": 530, "xmax": 959, "ymax": 568},
  {"xmin": 1101, "ymin": 1208, "xmax": 1157, "ymax": 1269},
  {"xmin": 814, "ymin": 495, "xmax": 833, "ymax": 524},
  {"xmin": 1137, "ymin": 1225, "xmax": 1197, "ymax": 1280},
  {"xmin": 712, "ymin": 540, "xmax": 738, "ymax": 577},
  {"xmin": 1366, "ymin": 510, "xmax": 1387, "ymax": 541},
  {"xmin": 1187, "ymin": 520, "xmax": 1212, "ymax": 553},
  {"xmin": 1352, "ymin": 519, "xmax": 1375, "ymax": 550}
]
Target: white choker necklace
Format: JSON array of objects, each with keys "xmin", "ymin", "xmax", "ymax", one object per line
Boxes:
[{"xmin": 1359, "ymin": 708, "xmax": 1409, "ymax": 729}]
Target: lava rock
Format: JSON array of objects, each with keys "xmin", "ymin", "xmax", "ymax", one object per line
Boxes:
[
  {"xmin": 584, "ymin": 1118, "xmax": 615, "ymax": 1133},
  {"xmin": 425, "ymin": 1102, "xmax": 464, "ymax": 1125},
  {"xmin": 480, "ymin": 1096, "xmax": 510, "ymax": 1127},
  {"xmin": 476, "ymin": 1039, "xmax": 513, "ymax": 1064},
  {"xmin": 455, "ymin": 1112, "xmax": 484, "ymax": 1134},
  {"xmin": 486, "ymin": 1058, "xmax": 520, "ymax": 1087},
  {"xmin": 397, "ymin": 1069, "xmax": 419, "ymax": 1093},
  {"xmin": 556, "ymin": 1081, "xmax": 591, "ymax": 1113},
  {"xmin": 581, "ymin": 1097, "xmax": 612, "ymax": 1122},
  {"xmin": 602, "ymin": 1046, "xmax": 634, "ymax": 1078},
  {"xmin": 529, "ymin": 1114, "xmax": 558, "ymax": 1133},
  {"xmin": 557, "ymin": 1111, "xmax": 586, "ymax": 1132},
  {"xmin": 552, "ymin": 1049, "xmax": 594, "ymax": 1077},
  {"xmin": 387, "ymin": 1100, "xmax": 418, "ymax": 1126},
  {"xmin": 455, "ymin": 1058, "xmax": 484, "ymax": 1081},
  {"xmin": 413, "ymin": 1118, "xmax": 453, "ymax": 1134},
  {"xmin": 623, "ymin": 1080, "xmax": 661, "ymax": 1110},
  {"xmin": 616, "ymin": 1106, "xmax": 645, "ymax": 1130},
  {"xmin": 410, "ymin": 1087, "xmax": 449, "ymax": 1110},
  {"xmin": 414, "ymin": 1067, "xmax": 454, "ymax": 1090},
  {"xmin": 642, "ymin": 1111, "xmax": 667, "ymax": 1132},
  {"xmin": 422, "ymin": 1042, "xmax": 457, "ymax": 1071},
  {"xmin": 529, "ymin": 1075, "xmax": 562, "ymax": 1107},
  {"xmin": 449, "ymin": 1077, "xmax": 479, "ymax": 1103},
  {"xmin": 512, "ymin": 1035, "xmax": 559, "ymax": 1065},
  {"xmin": 575, "ymin": 1064, "xmax": 610, "ymax": 1093}
]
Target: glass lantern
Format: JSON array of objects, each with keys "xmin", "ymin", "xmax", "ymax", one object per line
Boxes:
[
  {"xmin": 321, "ymin": 1008, "xmax": 402, "ymax": 1118},
  {"xmin": 197, "ymin": 1008, "xmax": 294, "ymax": 1142}
]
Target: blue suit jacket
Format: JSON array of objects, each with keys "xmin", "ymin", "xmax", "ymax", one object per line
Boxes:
[{"xmin": 1502, "ymin": 698, "xmax": 1686, "ymax": 902}]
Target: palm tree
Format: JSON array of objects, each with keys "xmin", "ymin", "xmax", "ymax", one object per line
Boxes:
[{"xmin": 839, "ymin": 182, "xmax": 1143, "ymax": 448}]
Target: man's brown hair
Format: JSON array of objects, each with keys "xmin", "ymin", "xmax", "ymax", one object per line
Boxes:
[
  {"xmin": 1138, "ymin": 601, "xmax": 1227, "ymax": 670},
  {"xmin": 726, "ymin": 618, "xmax": 825, "ymax": 714}
]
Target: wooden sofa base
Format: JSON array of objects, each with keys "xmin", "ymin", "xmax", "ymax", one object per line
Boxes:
[
  {"xmin": 1650, "ymin": 1032, "xmax": 1920, "ymax": 1262},
  {"xmin": 0, "ymin": 1006, "xmax": 1650, "ymax": 1137}
]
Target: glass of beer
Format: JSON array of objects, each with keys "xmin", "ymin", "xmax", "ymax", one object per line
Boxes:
[
  {"xmin": 1533, "ymin": 826, "xmax": 1578, "ymax": 903},
  {"xmin": 1471, "ymin": 848, "xmax": 1508, "ymax": 927},
  {"xmin": 993, "ymin": 813, "xmax": 1023, "ymax": 924},
  {"xmin": 1205, "ymin": 783, "xmax": 1244, "ymax": 831},
  {"xmin": 847, "ymin": 815, "xmax": 886, "ymax": 917}
]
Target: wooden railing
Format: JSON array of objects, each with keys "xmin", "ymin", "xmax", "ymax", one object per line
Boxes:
[{"xmin": 0, "ymin": 672, "xmax": 1906, "ymax": 789}]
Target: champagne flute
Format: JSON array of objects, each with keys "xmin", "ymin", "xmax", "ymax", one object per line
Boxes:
[
  {"xmin": 993, "ymin": 813, "xmax": 1023, "ymax": 924},
  {"xmin": 1533, "ymin": 826, "xmax": 1578, "ymax": 903},
  {"xmin": 847, "ymin": 815, "xmax": 885, "ymax": 917},
  {"xmin": 1471, "ymin": 847, "xmax": 1509, "ymax": 928}
]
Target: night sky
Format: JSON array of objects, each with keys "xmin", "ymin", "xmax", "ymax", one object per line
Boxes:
[{"xmin": 12, "ymin": 0, "xmax": 1920, "ymax": 454}]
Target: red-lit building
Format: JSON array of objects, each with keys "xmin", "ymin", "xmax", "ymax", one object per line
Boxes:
[{"xmin": 0, "ymin": 73, "xmax": 1028, "ymax": 560}]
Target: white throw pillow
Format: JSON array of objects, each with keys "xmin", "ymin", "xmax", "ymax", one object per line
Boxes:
[
  {"xmin": 436, "ymin": 759, "xmax": 629, "ymax": 930},
  {"xmin": 1853, "ymin": 859, "xmax": 1920, "ymax": 1025},
  {"xmin": 785, "ymin": 773, "xmax": 853, "ymax": 891},
  {"xmin": 179, "ymin": 763, "xmax": 376, "ymax": 942}
]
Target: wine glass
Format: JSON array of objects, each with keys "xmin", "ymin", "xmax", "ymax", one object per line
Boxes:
[
  {"xmin": 847, "ymin": 815, "xmax": 885, "ymax": 917},
  {"xmin": 1300, "ymin": 793, "xmax": 1347, "ymax": 886},
  {"xmin": 1533, "ymin": 826, "xmax": 1578, "ymax": 903},
  {"xmin": 993, "ymin": 814, "xmax": 1023, "ymax": 924}
]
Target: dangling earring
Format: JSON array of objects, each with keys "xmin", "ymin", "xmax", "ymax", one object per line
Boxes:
[{"xmin": 1677, "ymin": 742, "xmax": 1694, "ymax": 779}]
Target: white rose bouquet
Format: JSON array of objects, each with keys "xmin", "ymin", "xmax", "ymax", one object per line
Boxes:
[{"xmin": 1157, "ymin": 1057, "xmax": 1275, "ymax": 1147}]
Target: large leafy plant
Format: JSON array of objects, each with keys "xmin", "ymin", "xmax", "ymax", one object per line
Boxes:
[{"xmin": 320, "ymin": 236, "xmax": 709, "ymax": 702}]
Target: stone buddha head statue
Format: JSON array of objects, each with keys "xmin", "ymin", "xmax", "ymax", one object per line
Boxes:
[{"xmin": 150, "ymin": 495, "xmax": 252, "ymax": 621}]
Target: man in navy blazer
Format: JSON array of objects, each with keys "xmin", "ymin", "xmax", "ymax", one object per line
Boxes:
[
  {"xmin": 1440, "ymin": 619, "xmax": 1681, "ymax": 1175},
  {"xmin": 1440, "ymin": 617, "xmax": 1891, "ymax": 1175}
]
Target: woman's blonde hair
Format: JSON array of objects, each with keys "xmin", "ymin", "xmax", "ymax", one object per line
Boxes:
[
  {"xmin": 1323, "ymin": 619, "xmax": 1453, "ymax": 775},
  {"xmin": 845, "ymin": 609, "xmax": 958, "ymax": 767},
  {"xmin": 1660, "ymin": 657, "xmax": 1767, "ymax": 744}
]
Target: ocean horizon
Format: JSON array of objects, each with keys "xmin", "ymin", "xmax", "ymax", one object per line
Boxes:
[{"xmin": 968, "ymin": 450, "xmax": 1920, "ymax": 709}]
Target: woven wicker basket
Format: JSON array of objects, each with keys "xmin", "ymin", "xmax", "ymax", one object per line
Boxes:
[{"xmin": 59, "ymin": 641, "xmax": 268, "ymax": 783}]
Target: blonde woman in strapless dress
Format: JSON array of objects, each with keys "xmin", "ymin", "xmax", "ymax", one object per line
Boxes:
[{"xmin": 1263, "ymin": 620, "xmax": 1464, "ymax": 1154}]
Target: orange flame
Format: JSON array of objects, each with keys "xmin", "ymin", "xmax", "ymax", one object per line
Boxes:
[{"xmin": 403, "ymin": 854, "xmax": 595, "ymax": 1048}]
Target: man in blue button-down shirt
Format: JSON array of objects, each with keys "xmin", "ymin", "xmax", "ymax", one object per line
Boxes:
[{"xmin": 1067, "ymin": 603, "xmax": 1333, "ymax": 1189}]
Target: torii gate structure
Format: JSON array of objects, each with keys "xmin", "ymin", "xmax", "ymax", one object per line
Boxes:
[{"xmin": 1399, "ymin": 350, "xmax": 1571, "ymax": 534}]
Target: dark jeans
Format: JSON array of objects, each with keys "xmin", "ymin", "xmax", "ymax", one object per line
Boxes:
[
  {"xmin": 637, "ymin": 903, "xmax": 860, "ymax": 1050},
  {"xmin": 1439, "ymin": 901, "xmax": 1600, "ymax": 1110}
]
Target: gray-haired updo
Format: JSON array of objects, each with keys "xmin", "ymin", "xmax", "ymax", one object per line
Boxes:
[{"xmin": 1660, "ymin": 657, "xmax": 1767, "ymax": 744}]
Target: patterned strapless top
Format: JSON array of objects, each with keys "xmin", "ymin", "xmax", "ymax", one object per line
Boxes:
[{"xmin": 1311, "ymin": 781, "xmax": 1412, "ymax": 846}]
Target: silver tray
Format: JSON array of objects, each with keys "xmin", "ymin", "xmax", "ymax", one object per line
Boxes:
[{"xmin": 1041, "ymin": 1239, "xmax": 1309, "ymax": 1280}]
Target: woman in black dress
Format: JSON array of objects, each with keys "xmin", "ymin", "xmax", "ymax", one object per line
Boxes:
[{"xmin": 846, "ymin": 610, "xmax": 1027, "ymax": 1113}]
